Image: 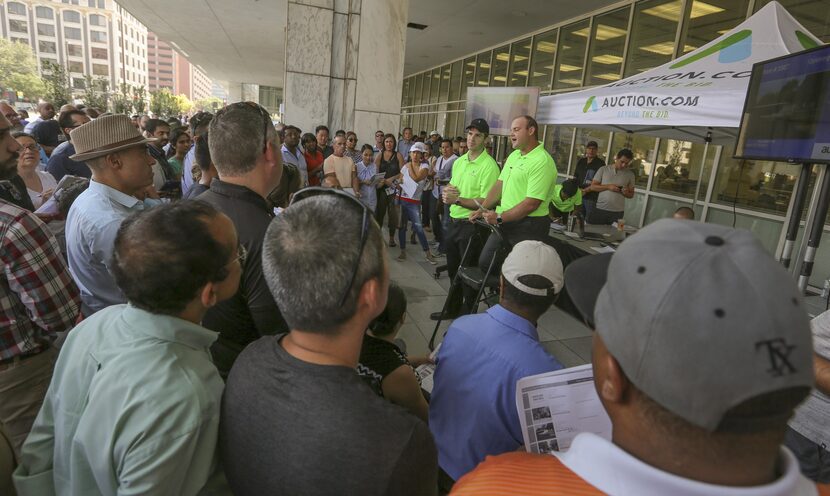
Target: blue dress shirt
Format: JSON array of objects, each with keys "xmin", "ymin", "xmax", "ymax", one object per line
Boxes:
[
  {"xmin": 65, "ymin": 181, "xmax": 145, "ymax": 315},
  {"xmin": 281, "ymin": 144, "xmax": 308, "ymax": 186},
  {"xmin": 429, "ymin": 304, "xmax": 563, "ymax": 480}
]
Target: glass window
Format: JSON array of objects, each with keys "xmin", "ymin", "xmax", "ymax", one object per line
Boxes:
[
  {"xmin": 9, "ymin": 19, "xmax": 28, "ymax": 33},
  {"xmin": 88, "ymin": 0, "xmax": 95, "ymax": 6},
  {"xmin": 555, "ymin": 20, "xmax": 590, "ymax": 89},
  {"xmin": 426, "ymin": 69, "xmax": 439, "ymax": 105},
  {"xmin": 508, "ymin": 37, "xmax": 532, "ymax": 87},
  {"xmin": 586, "ymin": 7, "xmax": 630, "ymax": 86},
  {"xmin": 678, "ymin": 0, "xmax": 751, "ymax": 56},
  {"xmin": 40, "ymin": 58, "xmax": 57, "ymax": 71},
  {"xmin": 91, "ymin": 31, "xmax": 107, "ymax": 43},
  {"xmin": 66, "ymin": 44, "xmax": 82, "ymax": 56},
  {"xmin": 755, "ymin": 0, "xmax": 830, "ymax": 42},
  {"xmin": 64, "ymin": 27, "xmax": 81, "ymax": 40},
  {"xmin": 610, "ymin": 132, "xmax": 658, "ymax": 189},
  {"xmin": 571, "ymin": 128, "xmax": 611, "ymax": 174},
  {"xmin": 475, "ymin": 51, "xmax": 491, "ymax": 87},
  {"xmin": 438, "ymin": 65, "xmax": 450, "ymax": 102},
  {"xmin": 461, "ymin": 57, "xmax": 475, "ymax": 99},
  {"xmin": 625, "ymin": 0, "xmax": 682, "ymax": 77},
  {"xmin": 651, "ymin": 139, "xmax": 716, "ymax": 199},
  {"xmin": 623, "ymin": 192, "xmax": 647, "ymax": 227},
  {"xmin": 98, "ymin": 0, "xmax": 105, "ymax": 9},
  {"xmin": 72, "ymin": 77, "xmax": 85, "ymax": 89},
  {"xmin": 412, "ymin": 73, "xmax": 423, "ymax": 107},
  {"xmin": 705, "ymin": 208, "xmax": 783, "ymax": 253},
  {"xmin": 37, "ymin": 23, "xmax": 55, "ymax": 36},
  {"xmin": 93, "ymin": 64, "xmax": 108, "ymax": 76},
  {"xmin": 68, "ymin": 61, "xmax": 84, "ymax": 73},
  {"xmin": 490, "ymin": 45, "xmax": 509, "ymax": 87},
  {"xmin": 448, "ymin": 61, "xmax": 462, "ymax": 101},
  {"xmin": 421, "ymin": 71, "xmax": 432, "ymax": 106},
  {"xmin": 401, "ymin": 77, "xmax": 410, "ymax": 107},
  {"xmin": 36, "ymin": 6, "xmax": 53, "ymax": 19},
  {"xmin": 543, "ymin": 125, "xmax": 575, "ymax": 174},
  {"xmin": 529, "ymin": 29, "xmax": 557, "ymax": 90},
  {"xmin": 7, "ymin": 2, "xmax": 26, "ymax": 15},
  {"xmin": 38, "ymin": 40, "xmax": 56, "ymax": 54},
  {"xmin": 643, "ymin": 196, "xmax": 702, "ymax": 225},
  {"xmin": 63, "ymin": 10, "xmax": 81, "ymax": 23},
  {"xmin": 90, "ymin": 14, "xmax": 106, "ymax": 27},
  {"xmin": 713, "ymin": 143, "xmax": 801, "ymax": 215},
  {"xmin": 91, "ymin": 47, "xmax": 108, "ymax": 59}
]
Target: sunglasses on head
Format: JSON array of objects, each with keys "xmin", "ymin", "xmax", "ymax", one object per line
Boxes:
[
  {"xmin": 290, "ymin": 187, "xmax": 372, "ymax": 306},
  {"xmin": 216, "ymin": 102, "xmax": 271, "ymax": 154}
]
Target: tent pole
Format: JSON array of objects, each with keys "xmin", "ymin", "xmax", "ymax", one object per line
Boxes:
[{"xmin": 692, "ymin": 131, "xmax": 712, "ymax": 208}]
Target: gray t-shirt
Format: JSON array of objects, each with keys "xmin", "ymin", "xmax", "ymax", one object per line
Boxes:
[
  {"xmin": 594, "ymin": 165, "xmax": 635, "ymax": 212},
  {"xmin": 220, "ymin": 334, "xmax": 438, "ymax": 496},
  {"xmin": 789, "ymin": 312, "xmax": 830, "ymax": 448}
]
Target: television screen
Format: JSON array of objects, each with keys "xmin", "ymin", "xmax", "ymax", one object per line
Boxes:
[
  {"xmin": 465, "ymin": 87, "xmax": 540, "ymax": 136},
  {"xmin": 736, "ymin": 44, "xmax": 830, "ymax": 164}
]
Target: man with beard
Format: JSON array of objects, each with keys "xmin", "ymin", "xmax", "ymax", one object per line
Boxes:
[{"xmin": 23, "ymin": 102, "xmax": 55, "ymax": 134}]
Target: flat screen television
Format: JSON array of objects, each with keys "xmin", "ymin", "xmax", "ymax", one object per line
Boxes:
[{"xmin": 735, "ymin": 44, "xmax": 830, "ymax": 164}]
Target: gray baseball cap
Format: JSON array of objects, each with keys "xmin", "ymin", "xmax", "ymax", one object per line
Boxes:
[{"xmin": 565, "ymin": 219, "xmax": 814, "ymax": 431}]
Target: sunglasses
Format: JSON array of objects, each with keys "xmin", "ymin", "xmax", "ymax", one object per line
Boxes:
[
  {"xmin": 290, "ymin": 187, "xmax": 371, "ymax": 306},
  {"xmin": 217, "ymin": 102, "xmax": 271, "ymax": 154},
  {"xmin": 228, "ymin": 243, "xmax": 247, "ymax": 268}
]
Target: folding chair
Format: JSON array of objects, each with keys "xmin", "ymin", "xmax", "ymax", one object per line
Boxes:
[{"xmin": 428, "ymin": 220, "xmax": 511, "ymax": 350}]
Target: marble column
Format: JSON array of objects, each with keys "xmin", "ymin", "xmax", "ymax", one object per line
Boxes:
[{"xmin": 283, "ymin": 0, "xmax": 408, "ymax": 142}]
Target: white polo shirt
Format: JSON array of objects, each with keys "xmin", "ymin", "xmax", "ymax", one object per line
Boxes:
[{"xmin": 555, "ymin": 433, "xmax": 819, "ymax": 496}]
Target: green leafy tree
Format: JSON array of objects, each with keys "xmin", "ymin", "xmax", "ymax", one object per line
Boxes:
[
  {"xmin": 0, "ymin": 38, "xmax": 45, "ymax": 100},
  {"xmin": 193, "ymin": 96, "xmax": 223, "ymax": 113},
  {"xmin": 112, "ymin": 83, "xmax": 133, "ymax": 115},
  {"xmin": 41, "ymin": 61, "xmax": 71, "ymax": 108},
  {"xmin": 83, "ymin": 75, "xmax": 110, "ymax": 111},
  {"xmin": 149, "ymin": 88, "xmax": 180, "ymax": 117},
  {"xmin": 132, "ymin": 86, "xmax": 147, "ymax": 114}
]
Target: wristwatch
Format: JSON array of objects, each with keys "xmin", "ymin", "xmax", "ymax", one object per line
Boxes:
[
  {"xmin": 454, "ymin": 199, "xmax": 461, "ymax": 205},
  {"xmin": 496, "ymin": 214, "xmax": 503, "ymax": 225}
]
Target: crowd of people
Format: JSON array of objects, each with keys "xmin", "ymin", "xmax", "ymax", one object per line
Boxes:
[{"xmin": 0, "ymin": 97, "xmax": 827, "ymax": 496}]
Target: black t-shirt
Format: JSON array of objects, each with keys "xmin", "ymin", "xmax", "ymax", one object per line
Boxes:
[
  {"xmin": 197, "ymin": 180, "xmax": 288, "ymax": 377},
  {"xmin": 221, "ymin": 335, "xmax": 438, "ymax": 496},
  {"xmin": 358, "ymin": 334, "xmax": 419, "ymax": 397},
  {"xmin": 573, "ymin": 156, "xmax": 606, "ymax": 202}
]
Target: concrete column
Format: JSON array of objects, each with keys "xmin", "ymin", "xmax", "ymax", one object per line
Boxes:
[
  {"xmin": 225, "ymin": 82, "xmax": 260, "ymax": 105},
  {"xmin": 283, "ymin": 0, "xmax": 408, "ymax": 142}
]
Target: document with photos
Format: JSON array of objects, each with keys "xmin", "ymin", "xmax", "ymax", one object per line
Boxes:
[
  {"xmin": 414, "ymin": 343, "xmax": 441, "ymax": 394},
  {"xmin": 34, "ymin": 175, "xmax": 88, "ymax": 216},
  {"xmin": 516, "ymin": 364, "xmax": 612, "ymax": 454}
]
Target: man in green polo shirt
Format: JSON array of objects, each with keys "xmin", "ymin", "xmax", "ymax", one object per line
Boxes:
[
  {"xmin": 472, "ymin": 115, "xmax": 557, "ymax": 273},
  {"xmin": 550, "ymin": 179, "xmax": 582, "ymax": 223},
  {"xmin": 432, "ymin": 119, "xmax": 500, "ymax": 320}
]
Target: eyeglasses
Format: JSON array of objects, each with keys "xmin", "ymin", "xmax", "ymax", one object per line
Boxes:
[
  {"xmin": 347, "ymin": 138, "xmax": 357, "ymax": 142},
  {"xmin": 19, "ymin": 143, "xmax": 39, "ymax": 152},
  {"xmin": 290, "ymin": 187, "xmax": 371, "ymax": 306},
  {"xmin": 217, "ymin": 101, "xmax": 271, "ymax": 154},
  {"xmin": 228, "ymin": 243, "xmax": 247, "ymax": 267}
]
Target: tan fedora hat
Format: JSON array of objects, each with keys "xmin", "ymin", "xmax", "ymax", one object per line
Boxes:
[{"xmin": 70, "ymin": 114, "xmax": 157, "ymax": 162}]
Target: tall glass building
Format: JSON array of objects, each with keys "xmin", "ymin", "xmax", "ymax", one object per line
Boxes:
[{"xmin": 399, "ymin": 0, "xmax": 830, "ymax": 289}]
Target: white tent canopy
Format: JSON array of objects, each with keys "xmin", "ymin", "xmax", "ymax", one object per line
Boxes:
[{"xmin": 537, "ymin": 1, "xmax": 822, "ymax": 145}]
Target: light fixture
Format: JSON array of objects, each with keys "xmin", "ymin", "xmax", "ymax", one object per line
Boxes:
[
  {"xmin": 558, "ymin": 63, "xmax": 581, "ymax": 72},
  {"xmin": 593, "ymin": 72, "xmax": 621, "ymax": 81},
  {"xmin": 535, "ymin": 41, "xmax": 557, "ymax": 53},
  {"xmin": 558, "ymin": 78, "xmax": 583, "ymax": 85},
  {"xmin": 592, "ymin": 54, "xmax": 624, "ymax": 64},
  {"xmin": 573, "ymin": 24, "xmax": 626, "ymax": 40},
  {"xmin": 642, "ymin": 1, "xmax": 724, "ymax": 21}
]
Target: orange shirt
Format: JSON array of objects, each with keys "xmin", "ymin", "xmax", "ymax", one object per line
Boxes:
[{"xmin": 451, "ymin": 452, "xmax": 603, "ymax": 495}]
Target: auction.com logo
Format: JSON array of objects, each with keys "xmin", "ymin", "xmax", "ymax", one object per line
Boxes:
[{"xmin": 583, "ymin": 95, "xmax": 700, "ymax": 113}]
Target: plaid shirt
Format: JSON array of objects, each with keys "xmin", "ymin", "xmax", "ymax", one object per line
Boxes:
[{"xmin": 1, "ymin": 200, "xmax": 80, "ymax": 360}]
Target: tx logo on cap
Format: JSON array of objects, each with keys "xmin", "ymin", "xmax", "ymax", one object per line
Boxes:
[{"xmin": 755, "ymin": 338, "xmax": 797, "ymax": 377}]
